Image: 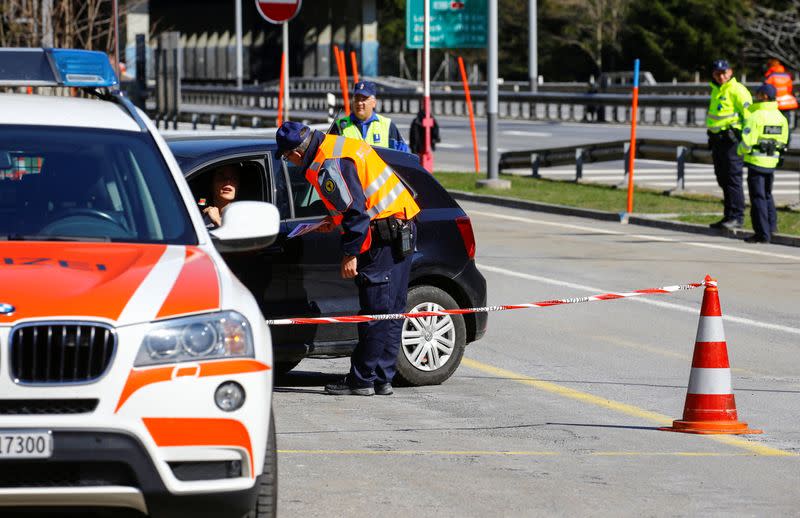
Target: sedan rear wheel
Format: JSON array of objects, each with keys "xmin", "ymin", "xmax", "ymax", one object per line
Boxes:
[{"xmin": 395, "ymin": 285, "xmax": 466, "ymax": 386}]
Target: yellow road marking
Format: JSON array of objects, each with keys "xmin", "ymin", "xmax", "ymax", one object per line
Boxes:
[
  {"xmin": 460, "ymin": 357, "xmax": 796, "ymax": 457},
  {"xmin": 278, "ymin": 450, "xmax": 757, "ymax": 458},
  {"xmin": 593, "ymin": 335, "xmax": 691, "ymax": 362},
  {"xmin": 593, "ymin": 335, "xmax": 753, "ymax": 375}
]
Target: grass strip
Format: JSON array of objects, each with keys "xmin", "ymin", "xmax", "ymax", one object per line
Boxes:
[{"xmin": 434, "ymin": 172, "xmax": 800, "ymax": 236}]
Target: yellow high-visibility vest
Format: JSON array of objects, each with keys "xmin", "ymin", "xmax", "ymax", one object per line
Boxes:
[{"xmin": 707, "ymin": 77, "xmax": 752, "ymax": 133}]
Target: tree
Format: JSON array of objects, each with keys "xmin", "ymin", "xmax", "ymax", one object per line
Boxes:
[
  {"xmin": 621, "ymin": 0, "xmax": 751, "ymax": 82},
  {"xmin": 744, "ymin": 1, "xmax": 800, "ymax": 73},
  {"xmin": 548, "ymin": 0, "xmax": 632, "ymax": 74},
  {"xmin": 0, "ymin": 0, "xmax": 121, "ymax": 52}
]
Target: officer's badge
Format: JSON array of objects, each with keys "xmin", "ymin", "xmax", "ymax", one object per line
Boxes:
[
  {"xmin": 373, "ymin": 133, "xmax": 381, "ymax": 143},
  {"xmin": 717, "ymin": 104, "xmax": 723, "ymax": 111},
  {"xmin": 743, "ymin": 127, "xmax": 751, "ymax": 134},
  {"xmin": 339, "ymin": 119, "xmax": 350, "ymax": 128},
  {"xmin": 324, "ymin": 179, "xmax": 335, "ymax": 193}
]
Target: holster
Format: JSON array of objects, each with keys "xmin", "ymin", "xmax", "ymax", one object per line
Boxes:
[
  {"xmin": 756, "ymin": 140, "xmax": 780, "ymax": 156},
  {"xmin": 708, "ymin": 128, "xmax": 741, "ymax": 146},
  {"xmin": 371, "ymin": 218, "xmax": 414, "ymax": 260}
]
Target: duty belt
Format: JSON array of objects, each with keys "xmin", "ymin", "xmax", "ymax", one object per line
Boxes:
[{"xmin": 371, "ymin": 217, "xmax": 401, "ymax": 243}]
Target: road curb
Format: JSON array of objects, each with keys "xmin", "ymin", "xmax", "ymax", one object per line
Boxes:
[{"xmin": 448, "ymin": 190, "xmax": 800, "ymax": 248}]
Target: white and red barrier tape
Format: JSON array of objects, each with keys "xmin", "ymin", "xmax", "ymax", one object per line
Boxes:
[{"xmin": 265, "ymin": 279, "xmax": 711, "ymax": 326}]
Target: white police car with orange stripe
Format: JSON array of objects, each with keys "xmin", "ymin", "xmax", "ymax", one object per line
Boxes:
[{"xmin": 0, "ymin": 49, "xmax": 278, "ymax": 517}]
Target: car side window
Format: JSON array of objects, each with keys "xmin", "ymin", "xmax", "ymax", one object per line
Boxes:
[
  {"xmin": 282, "ymin": 160, "xmax": 329, "ymax": 219},
  {"xmin": 187, "ymin": 159, "xmax": 267, "ymax": 208}
]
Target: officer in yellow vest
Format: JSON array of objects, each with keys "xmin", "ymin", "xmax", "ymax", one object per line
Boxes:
[
  {"xmin": 276, "ymin": 121, "xmax": 420, "ymax": 396},
  {"xmin": 738, "ymin": 83, "xmax": 789, "ymax": 244},
  {"xmin": 331, "ymin": 81, "xmax": 410, "ymax": 152},
  {"xmin": 707, "ymin": 59, "xmax": 752, "ymax": 230}
]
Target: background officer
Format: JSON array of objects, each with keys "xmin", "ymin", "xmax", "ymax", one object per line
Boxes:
[
  {"xmin": 738, "ymin": 83, "xmax": 789, "ymax": 244},
  {"xmin": 276, "ymin": 121, "xmax": 419, "ymax": 396},
  {"xmin": 331, "ymin": 81, "xmax": 410, "ymax": 152},
  {"xmin": 707, "ymin": 59, "xmax": 752, "ymax": 230},
  {"xmin": 763, "ymin": 58, "xmax": 798, "ymax": 120}
]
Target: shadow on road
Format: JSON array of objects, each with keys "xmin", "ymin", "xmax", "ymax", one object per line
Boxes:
[{"xmin": 274, "ymin": 369, "xmax": 342, "ymax": 395}]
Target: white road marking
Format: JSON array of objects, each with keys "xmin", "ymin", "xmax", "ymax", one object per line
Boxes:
[
  {"xmin": 435, "ymin": 143, "xmax": 464, "ymax": 149},
  {"xmin": 469, "ymin": 209, "xmax": 800, "ymax": 261},
  {"xmin": 477, "ymin": 263, "xmax": 800, "ymax": 337},
  {"xmin": 503, "ymin": 130, "xmax": 553, "ymax": 137},
  {"xmin": 554, "ymin": 173, "xmax": 714, "ymax": 178}
]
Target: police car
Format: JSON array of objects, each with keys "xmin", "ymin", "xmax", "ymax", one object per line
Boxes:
[{"xmin": 0, "ymin": 49, "xmax": 278, "ymax": 517}]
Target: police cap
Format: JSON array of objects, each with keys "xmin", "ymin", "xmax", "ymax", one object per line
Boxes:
[
  {"xmin": 712, "ymin": 59, "xmax": 731, "ymax": 72},
  {"xmin": 353, "ymin": 81, "xmax": 377, "ymax": 98},
  {"xmin": 275, "ymin": 121, "xmax": 311, "ymax": 159},
  {"xmin": 756, "ymin": 83, "xmax": 777, "ymax": 101}
]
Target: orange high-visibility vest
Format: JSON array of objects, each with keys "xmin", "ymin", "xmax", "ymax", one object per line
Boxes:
[
  {"xmin": 765, "ymin": 65, "xmax": 798, "ymax": 111},
  {"xmin": 306, "ymin": 134, "xmax": 420, "ymax": 253}
]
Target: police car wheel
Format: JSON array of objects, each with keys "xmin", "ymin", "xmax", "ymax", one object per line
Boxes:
[
  {"xmin": 395, "ymin": 285, "xmax": 466, "ymax": 386},
  {"xmin": 245, "ymin": 408, "xmax": 277, "ymax": 518}
]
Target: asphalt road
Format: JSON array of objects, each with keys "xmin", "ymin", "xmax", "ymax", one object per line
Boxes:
[
  {"xmin": 388, "ymin": 113, "xmax": 800, "ymax": 206},
  {"xmin": 273, "ymin": 199, "xmax": 800, "ymax": 517}
]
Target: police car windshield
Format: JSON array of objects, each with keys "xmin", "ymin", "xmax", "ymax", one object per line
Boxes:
[{"xmin": 0, "ymin": 126, "xmax": 196, "ymax": 245}]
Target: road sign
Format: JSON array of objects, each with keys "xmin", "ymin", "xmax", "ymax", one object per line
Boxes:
[
  {"xmin": 255, "ymin": 0, "xmax": 302, "ymax": 24},
  {"xmin": 406, "ymin": 0, "xmax": 487, "ymax": 49}
]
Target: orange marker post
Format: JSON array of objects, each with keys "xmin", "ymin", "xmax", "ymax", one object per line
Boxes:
[
  {"xmin": 350, "ymin": 51, "xmax": 360, "ymax": 84},
  {"xmin": 276, "ymin": 52, "xmax": 286, "ymax": 127},
  {"xmin": 625, "ymin": 59, "xmax": 640, "ymax": 214},
  {"xmin": 334, "ymin": 46, "xmax": 350, "ymax": 116},
  {"xmin": 458, "ymin": 56, "xmax": 480, "ymax": 175}
]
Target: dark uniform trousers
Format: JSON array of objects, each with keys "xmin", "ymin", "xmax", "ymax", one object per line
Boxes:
[
  {"xmin": 349, "ymin": 220, "xmax": 416, "ymax": 387},
  {"xmin": 747, "ymin": 165, "xmax": 777, "ymax": 241},
  {"xmin": 711, "ymin": 135, "xmax": 745, "ymax": 223}
]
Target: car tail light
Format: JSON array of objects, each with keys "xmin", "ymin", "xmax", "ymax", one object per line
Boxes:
[{"xmin": 455, "ymin": 216, "xmax": 476, "ymax": 259}]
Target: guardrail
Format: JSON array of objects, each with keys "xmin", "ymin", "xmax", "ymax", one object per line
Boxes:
[
  {"xmin": 499, "ymin": 139, "xmax": 800, "ymax": 204},
  {"xmin": 167, "ymin": 84, "xmax": 798, "ymax": 130},
  {"xmin": 278, "ymin": 77, "xmax": 779, "ymax": 96},
  {"xmin": 177, "ymin": 85, "xmax": 719, "ymax": 128}
]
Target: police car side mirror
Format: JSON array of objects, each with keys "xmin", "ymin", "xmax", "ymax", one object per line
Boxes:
[{"xmin": 209, "ymin": 201, "xmax": 280, "ymax": 253}]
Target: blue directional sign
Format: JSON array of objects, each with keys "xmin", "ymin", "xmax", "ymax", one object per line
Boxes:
[{"xmin": 406, "ymin": 0, "xmax": 487, "ymax": 49}]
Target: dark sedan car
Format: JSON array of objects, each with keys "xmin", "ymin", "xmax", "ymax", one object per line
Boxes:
[{"xmin": 167, "ymin": 136, "xmax": 487, "ymax": 386}]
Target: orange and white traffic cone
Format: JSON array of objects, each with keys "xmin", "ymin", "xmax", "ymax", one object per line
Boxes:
[{"xmin": 660, "ymin": 275, "xmax": 761, "ymax": 435}]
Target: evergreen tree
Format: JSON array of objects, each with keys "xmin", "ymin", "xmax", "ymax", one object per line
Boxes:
[{"xmin": 621, "ymin": 0, "xmax": 751, "ymax": 82}]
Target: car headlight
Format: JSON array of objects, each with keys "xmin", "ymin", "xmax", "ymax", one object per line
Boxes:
[{"xmin": 135, "ymin": 311, "xmax": 254, "ymax": 367}]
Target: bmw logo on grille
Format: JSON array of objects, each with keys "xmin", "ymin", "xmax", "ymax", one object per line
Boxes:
[{"xmin": 0, "ymin": 303, "xmax": 15, "ymax": 315}]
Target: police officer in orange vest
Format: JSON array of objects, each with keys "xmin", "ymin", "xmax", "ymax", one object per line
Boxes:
[
  {"xmin": 276, "ymin": 121, "xmax": 420, "ymax": 396},
  {"xmin": 764, "ymin": 58, "xmax": 798, "ymax": 115}
]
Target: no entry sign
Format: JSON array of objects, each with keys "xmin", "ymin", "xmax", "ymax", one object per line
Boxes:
[{"xmin": 255, "ymin": 0, "xmax": 302, "ymax": 24}]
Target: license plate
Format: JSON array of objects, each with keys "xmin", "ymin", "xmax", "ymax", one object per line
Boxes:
[{"xmin": 0, "ymin": 430, "xmax": 53, "ymax": 458}]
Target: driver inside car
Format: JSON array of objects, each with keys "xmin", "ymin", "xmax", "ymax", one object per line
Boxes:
[{"xmin": 202, "ymin": 164, "xmax": 241, "ymax": 228}]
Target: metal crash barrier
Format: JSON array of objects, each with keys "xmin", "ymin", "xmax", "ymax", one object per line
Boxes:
[
  {"xmin": 499, "ymin": 139, "xmax": 800, "ymax": 203},
  {"xmin": 173, "ymin": 86, "xmax": 714, "ymax": 128}
]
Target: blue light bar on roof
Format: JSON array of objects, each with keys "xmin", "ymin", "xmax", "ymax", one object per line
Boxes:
[
  {"xmin": 0, "ymin": 48, "xmax": 118, "ymax": 88},
  {"xmin": 49, "ymin": 49, "xmax": 118, "ymax": 88}
]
